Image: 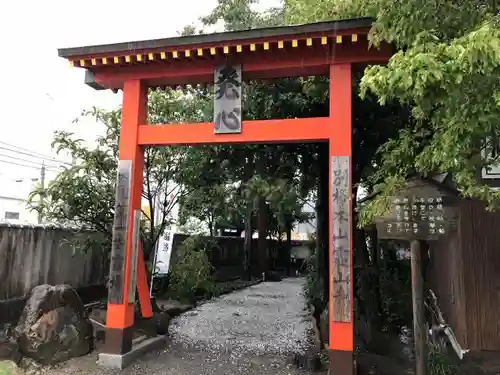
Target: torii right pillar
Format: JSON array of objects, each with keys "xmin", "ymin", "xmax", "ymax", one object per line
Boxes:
[{"xmin": 328, "ymin": 62, "xmax": 354, "ymax": 375}]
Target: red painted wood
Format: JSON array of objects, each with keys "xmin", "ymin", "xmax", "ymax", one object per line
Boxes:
[
  {"xmin": 106, "ymin": 80, "xmax": 147, "ymax": 330},
  {"xmin": 328, "ymin": 63, "xmax": 354, "ymax": 352},
  {"xmin": 137, "ymin": 242, "xmax": 153, "ymax": 319},
  {"xmin": 91, "ymin": 42, "xmax": 392, "ymax": 89},
  {"xmin": 137, "ymin": 118, "xmax": 332, "ymax": 146}
]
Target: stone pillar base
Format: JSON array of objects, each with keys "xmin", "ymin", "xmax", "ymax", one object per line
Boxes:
[
  {"xmin": 328, "ymin": 349, "xmax": 354, "ymax": 375},
  {"xmin": 98, "ymin": 334, "xmax": 167, "ymax": 370}
]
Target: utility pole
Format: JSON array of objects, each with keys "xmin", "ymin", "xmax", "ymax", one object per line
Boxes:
[{"xmin": 38, "ymin": 161, "xmax": 46, "ymax": 224}]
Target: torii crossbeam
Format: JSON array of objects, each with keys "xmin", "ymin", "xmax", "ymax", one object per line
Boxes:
[{"xmin": 58, "ymin": 18, "xmax": 391, "ymax": 374}]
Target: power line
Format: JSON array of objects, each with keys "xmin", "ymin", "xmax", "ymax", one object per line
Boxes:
[
  {"xmin": 0, "ymin": 159, "xmax": 61, "ymax": 172},
  {"xmin": 0, "ymin": 146, "xmax": 72, "ymax": 166},
  {"xmin": 0, "ymin": 159, "xmax": 44, "ymax": 170},
  {"xmin": 0, "ymin": 153, "xmax": 66, "ymax": 170},
  {"xmin": 0, "ymin": 154, "xmax": 63, "ymax": 171},
  {"xmin": 0, "ymin": 140, "xmax": 64, "ymax": 160},
  {"xmin": 0, "ymin": 141, "xmax": 72, "ymax": 165}
]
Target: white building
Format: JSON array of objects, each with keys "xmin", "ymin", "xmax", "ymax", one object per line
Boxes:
[{"xmin": 0, "ymin": 176, "xmax": 40, "ymax": 224}]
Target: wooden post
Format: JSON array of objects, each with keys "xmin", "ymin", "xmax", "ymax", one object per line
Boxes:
[
  {"xmin": 104, "ymin": 79, "xmax": 147, "ymax": 355},
  {"xmin": 328, "ymin": 63, "xmax": 354, "ymax": 375},
  {"xmin": 137, "ymin": 242, "xmax": 153, "ymax": 319},
  {"xmin": 411, "ymin": 239, "xmax": 427, "ymax": 375}
]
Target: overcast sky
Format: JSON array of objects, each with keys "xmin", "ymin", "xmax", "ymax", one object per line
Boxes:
[{"xmin": 0, "ymin": 0, "xmax": 279, "ymax": 183}]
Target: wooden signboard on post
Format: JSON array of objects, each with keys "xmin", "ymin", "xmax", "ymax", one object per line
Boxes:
[
  {"xmin": 375, "ymin": 179, "xmax": 459, "ymax": 242},
  {"xmin": 374, "ymin": 178, "xmax": 459, "ymax": 375},
  {"xmin": 214, "ymin": 64, "xmax": 242, "ymax": 134}
]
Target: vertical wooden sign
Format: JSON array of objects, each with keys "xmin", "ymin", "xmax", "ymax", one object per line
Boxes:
[
  {"xmin": 108, "ymin": 160, "xmax": 132, "ymax": 304},
  {"xmin": 331, "ymin": 156, "xmax": 351, "ymax": 322},
  {"xmin": 128, "ymin": 209, "xmax": 141, "ymax": 304},
  {"xmin": 214, "ymin": 64, "xmax": 242, "ymax": 134}
]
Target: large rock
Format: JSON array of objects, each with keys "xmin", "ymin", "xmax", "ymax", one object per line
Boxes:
[{"xmin": 15, "ymin": 285, "xmax": 93, "ymax": 365}]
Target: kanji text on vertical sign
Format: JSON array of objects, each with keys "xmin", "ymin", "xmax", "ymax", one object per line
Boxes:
[
  {"xmin": 108, "ymin": 160, "xmax": 132, "ymax": 304},
  {"xmin": 214, "ymin": 64, "xmax": 242, "ymax": 134},
  {"xmin": 331, "ymin": 156, "xmax": 351, "ymax": 322}
]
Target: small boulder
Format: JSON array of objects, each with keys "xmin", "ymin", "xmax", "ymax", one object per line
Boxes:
[
  {"xmin": 153, "ymin": 312, "xmax": 171, "ymax": 335},
  {"xmin": 264, "ymin": 271, "xmax": 283, "ymax": 282},
  {"xmin": 356, "ymin": 352, "xmax": 413, "ymax": 375},
  {"xmin": 293, "ymin": 351, "xmax": 322, "ymax": 371},
  {"xmin": 0, "ymin": 324, "xmax": 20, "ymax": 365},
  {"xmin": 0, "ymin": 341, "xmax": 21, "ymax": 365},
  {"xmin": 15, "ymin": 284, "xmax": 93, "ymax": 365}
]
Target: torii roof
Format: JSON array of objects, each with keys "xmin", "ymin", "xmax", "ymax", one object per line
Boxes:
[
  {"xmin": 58, "ymin": 18, "xmax": 373, "ymax": 60},
  {"xmin": 57, "ymin": 18, "xmax": 391, "ymax": 90}
]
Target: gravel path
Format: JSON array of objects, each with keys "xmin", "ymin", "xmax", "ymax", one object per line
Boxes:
[{"xmin": 46, "ymin": 278, "xmax": 319, "ymax": 375}]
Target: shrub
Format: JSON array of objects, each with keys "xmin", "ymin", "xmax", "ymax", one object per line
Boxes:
[
  {"xmin": 168, "ymin": 236, "xmax": 216, "ymax": 303},
  {"xmin": 428, "ymin": 341, "xmax": 462, "ymax": 375}
]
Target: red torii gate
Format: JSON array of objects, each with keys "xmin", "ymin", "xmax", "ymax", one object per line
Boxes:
[{"xmin": 58, "ymin": 18, "xmax": 391, "ymax": 374}]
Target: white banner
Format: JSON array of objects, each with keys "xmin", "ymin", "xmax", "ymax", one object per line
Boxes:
[{"xmin": 154, "ymin": 228, "xmax": 174, "ymax": 276}]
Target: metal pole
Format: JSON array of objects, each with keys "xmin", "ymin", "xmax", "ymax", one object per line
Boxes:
[
  {"xmin": 149, "ymin": 240, "xmax": 159, "ymax": 298},
  {"xmin": 38, "ymin": 161, "xmax": 46, "ymax": 224},
  {"xmin": 149, "ymin": 188, "xmax": 164, "ymax": 298},
  {"xmin": 411, "ymin": 239, "xmax": 427, "ymax": 375}
]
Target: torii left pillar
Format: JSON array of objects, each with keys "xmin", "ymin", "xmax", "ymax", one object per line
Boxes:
[{"xmin": 103, "ymin": 79, "xmax": 153, "ymax": 361}]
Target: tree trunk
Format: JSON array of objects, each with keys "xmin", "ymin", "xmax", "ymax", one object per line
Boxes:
[
  {"xmin": 257, "ymin": 198, "xmax": 268, "ymax": 274},
  {"xmin": 243, "ymin": 206, "xmax": 252, "ymax": 280},
  {"xmin": 369, "ymin": 224, "xmax": 384, "ymax": 330},
  {"xmin": 243, "ymin": 151, "xmax": 254, "ymax": 280},
  {"xmin": 411, "ymin": 240, "xmax": 428, "ymax": 375},
  {"xmin": 208, "ymin": 213, "xmax": 214, "ymax": 237},
  {"xmin": 285, "ymin": 222, "xmax": 292, "ymax": 276},
  {"xmin": 256, "ymin": 148, "xmax": 268, "ymax": 275}
]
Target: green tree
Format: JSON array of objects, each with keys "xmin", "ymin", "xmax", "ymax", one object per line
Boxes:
[
  {"xmin": 29, "ymin": 88, "xmax": 211, "ymax": 261},
  {"xmin": 201, "ymin": 0, "xmax": 284, "ymax": 31},
  {"xmin": 284, "ymin": 0, "xmax": 500, "ymax": 347},
  {"xmin": 189, "ymin": 2, "xmax": 327, "ymax": 277},
  {"xmin": 361, "ymin": 3, "xmax": 500, "ymax": 218},
  {"xmin": 286, "ymin": 0, "xmax": 500, "ymax": 217},
  {"xmin": 178, "ymin": 184, "xmax": 233, "ymax": 236}
]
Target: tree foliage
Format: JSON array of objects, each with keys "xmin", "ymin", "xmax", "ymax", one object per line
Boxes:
[
  {"xmin": 201, "ymin": 0, "xmax": 284, "ymax": 31},
  {"xmin": 168, "ymin": 236, "xmax": 216, "ymax": 303},
  {"xmin": 361, "ymin": 6, "xmax": 500, "ymax": 219},
  {"xmin": 284, "ymin": 0, "xmax": 500, "ymax": 348},
  {"xmin": 286, "ymin": 0, "xmax": 500, "ymax": 220},
  {"xmin": 29, "ymin": 88, "xmax": 213, "ymax": 260}
]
